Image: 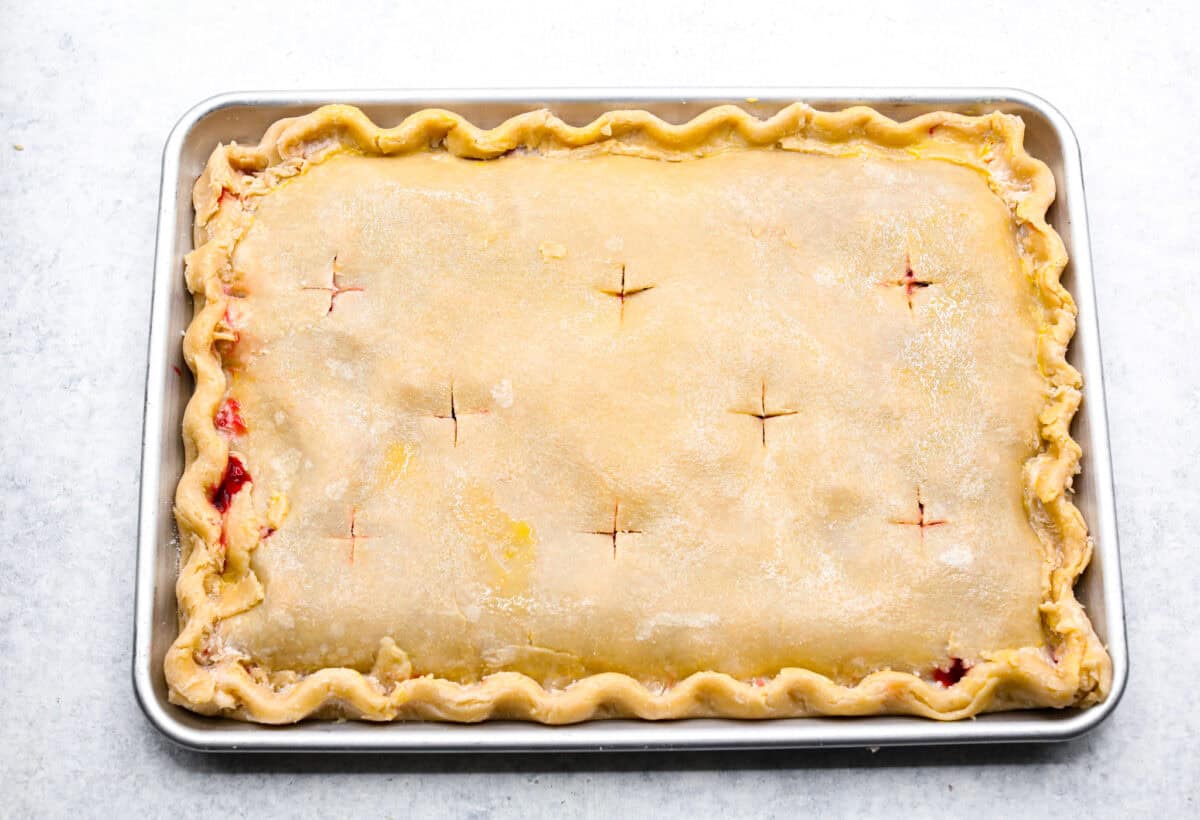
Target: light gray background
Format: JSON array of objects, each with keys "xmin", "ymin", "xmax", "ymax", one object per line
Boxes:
[{"xmin": 1, "ymin": 1, "xmax": 1195, "ymax": 817}]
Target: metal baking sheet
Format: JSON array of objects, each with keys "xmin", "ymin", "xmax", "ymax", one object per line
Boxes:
[{"xmin": 134, "ymin": 88, "xmax": 1128, "ymax": 751}]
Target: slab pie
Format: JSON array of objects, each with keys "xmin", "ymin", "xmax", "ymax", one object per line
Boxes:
[{"xmin": 168, "ymin": 103, "xmax": 1111, "ymax": 723}]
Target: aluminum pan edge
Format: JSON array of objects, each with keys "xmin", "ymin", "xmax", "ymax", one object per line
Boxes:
[{"xmin": 134, "ymin": 88, "xmax": 1127, "ymax": 752}]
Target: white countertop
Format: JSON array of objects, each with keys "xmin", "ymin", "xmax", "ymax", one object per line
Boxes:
[{"xmin": 2, "ymin": 0, "xmax": 1196, "ymax": 815}]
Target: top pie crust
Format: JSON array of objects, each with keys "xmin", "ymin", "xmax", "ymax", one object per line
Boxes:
[{"xmin": 168, "ymin": 102, "xmax": 1111, "ymax": 724}]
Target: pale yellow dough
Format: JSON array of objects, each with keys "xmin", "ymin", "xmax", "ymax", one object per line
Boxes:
[{"xmin": 169, "ymin": 103, "xmax": 1111, "ymax": 723}]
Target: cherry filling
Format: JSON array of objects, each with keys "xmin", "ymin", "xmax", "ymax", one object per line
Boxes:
[
  {"xmin": 214, "ymin": 398, "xmax": 248, "ymax": 435},
  {"xmin": 933, "ymin": 657, "xmax": 970, "ymax": 687},
  {"xmin": 218, "ymin": 186, "xmax": 239, "ymax": 207},
  {"xmin": 222, "ymin": 307, "xmax": 240, "ymax": 341},
  {"xmin": 212, "ymin": 455, "xmax": 252, "ymax": 513}
]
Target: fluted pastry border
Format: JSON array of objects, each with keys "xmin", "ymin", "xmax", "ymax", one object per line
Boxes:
[{"xmin": 167, "ymin": 102, "xmax": 1111, "ymax": 724}]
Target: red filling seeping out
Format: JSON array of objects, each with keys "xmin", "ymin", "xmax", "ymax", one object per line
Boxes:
[
  {"xmin": 212, "ymin": 455, "xmax": 252, "ymax": 513},
  {"xmin": 219, "ymin": 305, "xmax": 241, "ymax": 347},
  {"xmin": 214, "ymin": 398, "xmax": 248, "ymax": 435},
  {"xmin": 933, "ymin": 657, "xmax": 970, "ymax": 687}
]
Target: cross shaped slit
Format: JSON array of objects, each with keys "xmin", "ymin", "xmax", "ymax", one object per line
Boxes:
[
  {"xmin": 301, "ymin": 255, "xmax": 363, "ymax": 314},
  {"xmin": 598, "ymin": 264, "xmax": 655, "ymax": 324},
  {"xmin": 890, "ymin": 488, "xmax": 947, "ymax": 545},
  {"xmin": 330, "ymin": 506, "xmax": 373, "ymax": 564},
  {"xmin": 731, "ymin": 380, "xmax": 799, "ymax": 446},
  {"xmin": 585, "ymin": 500, "xmax": 642, "ymax": 559},
  {"xmin": 887, "ymin": 253, "xmax": 934, "ymax": 311},
  {"xmin": 431, "ymin": 381, "xmax": 489, "ymax": 446}
]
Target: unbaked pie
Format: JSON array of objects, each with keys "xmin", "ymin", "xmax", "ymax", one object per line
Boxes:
[{"xmin": 168, "ymin": 103, "xmax": 1111, "ymax": 723}]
